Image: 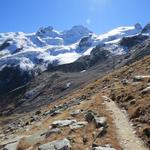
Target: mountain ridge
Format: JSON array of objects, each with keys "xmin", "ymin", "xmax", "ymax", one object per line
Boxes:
[{"xmin": 0, "ymin": 22, "xmax": 150, "ymax": 95}]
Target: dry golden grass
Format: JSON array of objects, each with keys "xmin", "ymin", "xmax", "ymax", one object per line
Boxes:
[
  {"xmin": 2, "ymin": 56, "xmax": 150, "ymax": 149},
  {"xmin": 29, "ymin": 94, "xmax": 122, "ymax": 150}
]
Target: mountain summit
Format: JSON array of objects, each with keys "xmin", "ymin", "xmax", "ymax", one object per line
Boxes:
[{"xmin": 0, "ymin": 23, "xmax": 148, "ymax": 94}]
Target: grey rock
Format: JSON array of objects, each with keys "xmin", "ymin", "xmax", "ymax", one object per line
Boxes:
[
  {"xmin": 3, "ymin": 141, "xmax": 18, "ymax": 150},
  {"xmin": 50, "ymin": 110, "xmax": 62, "ymax": 116},
  {"xmin": 85, "ymin": 111, "xmax": 95, "ymax": 122},
  {"xmin": 38, "ymin": 138, "xmax": 71, "ymax": 150},
  {"xmin": 141, "ymin": 86, "xmax": 150, "ymax": 94},
  {"xmin": 41, "ymin": 128, "xmax": 61, "ymax": 138},
  {"xmin": 121, "ymin": 79, "xmax": 129, "ymax": 85},
  {"xmin": 133, "ymin": 75, "xmax": 150, "ymax": 82},
  {"xmin": 93, "ymin": 146, "xmax": 116, "ymax": 150},
  {"xmin": 51, "ymin": 120, "xmax": 77, "ymax": 128},
  {"xmin": 70, "ymin": 110, "xmax": 81, "ymax": 117},
  {"xmin": 94, "ymin": 117, "xmax": 107, "ymax": 128},
  {"xmin": 96, "ymin": 127, "xmax": 107, "ymax": 137},
  {"xmin": 69, "ymin": 121, "xmax": 88, "ymax": 130}
]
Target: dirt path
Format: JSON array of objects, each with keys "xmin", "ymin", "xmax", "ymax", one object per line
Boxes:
[{"xmin": 102, "ymin": 96, "xmax": 148, "ymax": 150}]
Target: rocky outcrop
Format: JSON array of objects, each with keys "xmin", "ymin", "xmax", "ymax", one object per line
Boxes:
[
  {"xmin": 48, "ymin": 46, "xmax": 111, "ymax": 73},
  {"xmin": 122, "ymin": 38, "xmax": 150, "ymax": 66},
  {"xmin": 0, "ymin": 39, "xmax": 11, "ymax": 51},
  {"xmin": 51, "ymin": 120, "xmax": 77, "ymax": 128},
  {"xmin": 142, "ymin": 23, "xmax": 150, "ymax": 34},
  {"xmin": 120, "ymin": 34, "xmax": 148, "ymax": 49},
  {"xmin": 0, "ymin": 66, "xmax": 34, "ymax": 95},
  {"xmin": 85, "ymin": 110, "xmax": 95, "ymax": 122},
  {"xmin": 141, "ymin": 86, "xmax": 150, "ymax": 94},
  {"xmin": 38, "ymin": 138, "xmax": 71, "ymax": 150},
  {"xmin": 94, "ymin": 117, "xmax": 107, "ymax": 128},
  {"xmin": 93, "ymin": 146, "xmax": 116, "ymax": 150}
]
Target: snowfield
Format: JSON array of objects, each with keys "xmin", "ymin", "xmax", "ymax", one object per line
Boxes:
[{"xmin": 0, "ymin": 24, "xmax": 144, "ymax": 72}]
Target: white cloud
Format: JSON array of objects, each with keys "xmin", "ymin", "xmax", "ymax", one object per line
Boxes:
[{"xmin": 86, "ymin": 18, "xmax": 91, "ymax": 25}]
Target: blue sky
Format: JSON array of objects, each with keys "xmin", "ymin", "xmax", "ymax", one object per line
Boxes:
[{"xmin": 0, "ymin": 0, "xmax": 150, "ymax": 34}]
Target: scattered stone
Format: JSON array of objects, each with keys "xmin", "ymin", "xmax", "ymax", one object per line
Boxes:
[
  {"xmin": 50, "ymin": 110, "xmax": 62, "ymax": 117},
  {"xmin": 38, "ymin": 138, "xmax": 71, "ymax": 150},
  {"xmin": 3, "ymin": 141, "xmax": 19, "ymax": 150},
  {"xmin": 35, "ymin": 110, "xmax": 41, "ymax": 115},
  {"xmin": 94, "ymin": 117, "xmax": 107, "ymax": 128},
  {"xmin": 70, "ymin": 110, "xmax": 81, "ymax": 117},
  {"xmin": 129, "ymin": 99, "xmax": 136, "ymax": 105},
  {"xmin": 96, "ymin": 127, "xmax": 107, "ymax": 137},
  {"xmin": 81, "ymin": 95, "xmax": 87, "ymax": 100},
  {"xmin": 93, "ymin": 146, "xmax": 116, "ymax": 150},
  {"xmin": 67, "ymin": 137, "xmax": 75, "ymax": 144},
  {"xmin": 66, "ymin": 82, "xmax": 72, "ymax": 88},
  {"xmin": 133, "ymin": 75, "xmax": 150, "ymax": 82},
  {"xmin": 121, "ymin": 79, "xmax": 129, "ymax": 85},
  {"xmin": 2, "ymin": 136, "xmax": 23, "ymax": 150},
  {"xmin": 102, "ymin": 96, "xmax": 111, "ymax": 102},
  {"xmin": 30, "ymin": 116, "xmax": 38, "ymax": 123},
  {"xmin": 41, "ymin": 128, "xmax": 61, "ymax": 138},
  {"xmin": 141, "ymin": 86, "xmax": 150, "ymax": 94},
  {"xmin": 51, "ymin": 120, "xmax": 77, "ymax": 128},
  {"xmin": 69, "ymin": 121, "xmax": 88, "ymax": 130},
  {"xmin": 85, "ymin": 111, "xmax": 95, "ymax": 122}
]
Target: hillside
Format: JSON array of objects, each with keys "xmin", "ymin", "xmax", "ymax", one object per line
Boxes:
[
  {"xmin": 0, "ymin": 23, "xmax": 146, "ymax": 94},
  {"xmin": 0, "ymin": 23, "xmax": 150, "ymax": 150},
  {"xmin": 0, "ymin": 55, "xmax": 150, "ymax": 150}
]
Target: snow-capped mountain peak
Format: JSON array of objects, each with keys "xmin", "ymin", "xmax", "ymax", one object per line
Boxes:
[
  {"xmin": 96, "ymin": 23, "xmax": 142, "ymax": 44},
  {"xmin": 36, "ymin": 26, "xmax": 61, "ymax": 38},
  {"xmin": 0, "ymin": 24, "xmax": 144, "ymax": 73},
  {"xmin": 62, "ymin": 25, "xmax": 92, "ymax": 45}
]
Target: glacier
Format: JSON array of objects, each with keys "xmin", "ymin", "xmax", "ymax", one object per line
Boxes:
[{"xmin": 0, "ymin": 24, "xmax": 144, "ymax": 72}]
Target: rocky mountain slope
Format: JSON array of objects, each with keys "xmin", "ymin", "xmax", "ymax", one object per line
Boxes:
[
  {"xmin": 0, "ymin": 23, "xmax": 146, "ymax": 94},
  {"xmin": 0, "ymin": 52, "xmax": 150, "ymax": 150},
  {"xmin": 0, "ymin": 23, "xmax": 150, "ymax": 150}
]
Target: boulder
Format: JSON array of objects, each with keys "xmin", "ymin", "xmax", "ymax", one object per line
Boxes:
[
  {"xmin": 50, "ymin": 110, "xmax": 62, "ymax": 117},
  {"xmin": 121, "ymin": 79, "xmax": 129, "ymax": 85},
  {"xmin": 94, "ymin": 117, "xmax": 107, "ymax": 128},
  {"xmin": 70, "ymin": 110, "xmax": 81, "ymax": 117},
  {"xmin": 69, "ymin": 121, "xmax": 88, "ymax": 130},
  {"xmin": 41, "ymin": 128, "xmax": 61, "ymax": 138},
  {"xmin": 141, "ymin": 86, "xmax": 150, "ymax": 94},
  {"xmin": 93, "ymin": 146, "xmax": 116, "ymax": 150},
  {"xmin": 38, "ymin": 138, "xmax": 71, "ymax": 150},
  {"xmin": 51, "ymin": 120, "xmax": 77, "ymax": 128},
  {"xmin": 133, "ymin": 75, "xmax": 150, "ymax": 82},
  {"xmin": 3, "ymin": 141, "xmax": 19, "ymax": 150},
  {"xmin": 85, "ymin": 111, "xmax": 95, "ymax": 122},
  {"xmin": 96, "ymin": 127, "xmax": 107, "ymax": 137}
]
